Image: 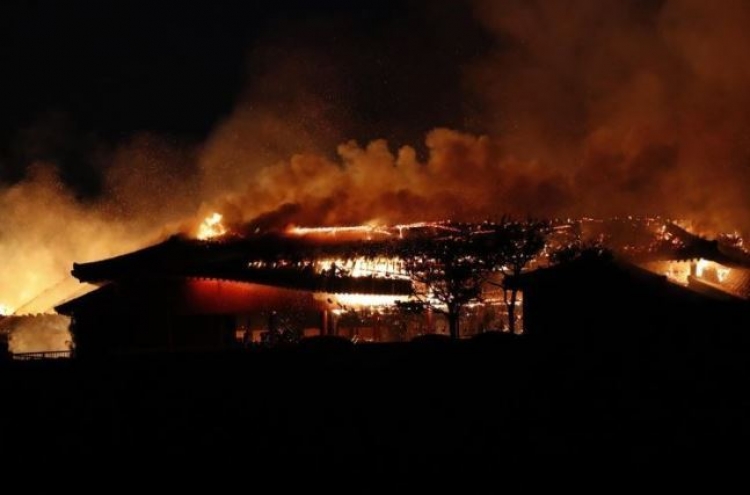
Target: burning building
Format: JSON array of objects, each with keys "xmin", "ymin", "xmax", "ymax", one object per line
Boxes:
[
  {"xmin": 628, "ymin": 221, "xmax": 750, "ymax": 301},
  {"xmin": 54, "ymin": 213, "xmax": 750, "ymax": 356},
  {"xmin": 512, "ymin": 254, "xmax": 750, "ymax": 352},
  {"xmin": 547, "ymin": 216, "xmax": 750, "ymax": 302},
  {"xmin": 55, "ymin": 237, "xmax": 401, "ymax": 356},
  {"xmin": 56, "ymin": 220, "xmax": 518, "ymax": 356},
  {"xmin": 510, "ymin": 219, "xmax": 750, "ymax": 346}
]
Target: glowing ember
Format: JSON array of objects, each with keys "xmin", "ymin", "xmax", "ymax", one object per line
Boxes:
[
  {"xmin": 289, "ymin": 225, "xmax": 384, "ymax": 235},
  {"xmin": 694, "ymin": 258, "xmax": 731, "ymax": 283},
  {"xmin": 695, "ymin": 259, "xmax": 710, "ymax": 277},
  {"xmin": 197, "ymin": 212, "xmax": 227, "ymax": 240},
  {"xmin": 326, "ymin": 293, "xmax": 406, "ymax": 308},
  {"xmin": 316, "ymin": 257, "xmax": 409, "ymax": 279},
  {"xmin": 287, "ymin": 222, "xmax": 453, "ymax": 239}
]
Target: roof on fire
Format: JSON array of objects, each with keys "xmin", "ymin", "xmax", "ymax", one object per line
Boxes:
[
  {"xmin": 511, "ymin": 255, "xmax": 745, "ymax": 304},
  {"xmin": 70, "ymin": 234, "xmax": 413, "ymax": 296}
]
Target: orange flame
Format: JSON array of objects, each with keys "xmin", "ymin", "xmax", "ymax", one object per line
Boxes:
[
  {"xmin": 197, "ymin": 212, "xmax": 227, "ymax": 240},
  {"xmin": 695, "ymin": 258, "xmax": 731, "ymax": 283}
]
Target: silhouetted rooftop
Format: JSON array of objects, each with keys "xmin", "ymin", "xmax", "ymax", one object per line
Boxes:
[
  {"xmin": 513, "ymin": 254, "xmax": 742, "ymax": 304},
  {"xmin": 71, "ymin": 234, "xmax": 412, "ymax": 296}
]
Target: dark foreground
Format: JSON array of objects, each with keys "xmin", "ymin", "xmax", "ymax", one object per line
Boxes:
[{"xmin": 1, "ymin": 333, "xmax": 749, "ymax": 473}]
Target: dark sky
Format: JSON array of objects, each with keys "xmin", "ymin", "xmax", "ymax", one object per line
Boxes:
[
  {"xmin": 7, "ymin": 0, "xmax": 749, "ymax": 232},
  {"xmin": 1, "ymin": 0, "xmax": 491, "ymax": 186},
  {"xmin": 7, "ymin": 0, "xmax": 750, "ymax": 316}
]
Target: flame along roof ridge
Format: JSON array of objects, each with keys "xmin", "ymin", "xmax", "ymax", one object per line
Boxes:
[
  {"xmin": 70, "ymin": 220, "xmax": 490, "ymax": 283},
  {"xmin": 70, "ymin": 232, "xmax": 414, "ymax": 288},
  {"xmin": 511, "ymin": 255, "xmax": 742, "ymax": 303}
]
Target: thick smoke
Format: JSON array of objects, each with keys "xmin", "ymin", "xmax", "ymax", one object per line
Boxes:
[
  {"xmin": 197, "ymin": 0, "xmax": 750, "ymax": 235},
  {"xmin": 0, "ymin": 44, "xmax": 351, "ymax": 319},
  {"xmin": 3, "ymin": 0, "xmax": 750, "ymax": 350},
  {"xmin": 0, "ymin": 164, "xmax": 140, "ymax": 314},
  {"xmin": 4, "ymin": 315, "xmax": 72, "ymax": 353},
  {"xmin": 468, "ymin": 0, "xmax": 750, "ymax": 231},
  {"xmin": 203, "ymin": 129, "xmax": 570, "ymax": 230},
  {"xmin": 0, "ymin": 138, "xmax": 202, "ymax": 347}
]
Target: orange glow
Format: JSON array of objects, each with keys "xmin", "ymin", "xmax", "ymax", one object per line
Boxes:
[
  {"xmin": 695, "ymin": 258, "xmax": 731, "ymax": 283},
  {"xmin": 197, "ymin": 212, "xmax": 227, "ymax": 240},
  {"xmin": 319, "ymin": 293, "xmax": 407, "ymax": 308},
  {"xmin": 182, "ymin": 278, "xmax": 326, "ymax": 314},
  {"xmin": 288, "ymin": 225, "xmax": 390, "ymax": 236},
  {"xmin": 655, "ymin": 261, "xmax": 692, "ymax": 285},
  {"xmin": 286, "ymin": 221, "xmax": 454, "ymax": 240},
  {"xmin": 315, "ymin": 256, "xmax": 409, "ymax": 279},
  {"xmin": 695, "ymin": 259, "xmax": 709, "ymax": 277}
]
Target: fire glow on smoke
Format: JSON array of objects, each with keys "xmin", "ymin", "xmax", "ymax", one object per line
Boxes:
[{"xmin": 5, "ymin": 0, "xmax": 750, "ymax": 351}]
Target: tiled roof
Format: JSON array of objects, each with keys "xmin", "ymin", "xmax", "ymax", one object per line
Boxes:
[{"xmin": 69, "ymin": 235, "xmax": 413, "ymax": 296}]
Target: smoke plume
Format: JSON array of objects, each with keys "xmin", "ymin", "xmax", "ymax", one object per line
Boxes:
[
  {"xmin": 468, "ymin": 0, "xmax": 750, "ymax": 231},
  {"xmin": 196, "ymin": 0, "xmax": 750, "ymax": 235},
  {"xmin": 4, "ymin": 315, "xmax": 72, "ymax": 354},
  {"xmin": 3, "ymin": 0, "xmax": 750, "ymax": 350}
]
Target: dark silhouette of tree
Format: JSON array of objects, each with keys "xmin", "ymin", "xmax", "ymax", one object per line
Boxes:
[
  {"xmin": 494, "ymin": 220, "xmax": 550, "ymax": 335},
  {"xmin": 550, "ymin": 239, "xmax": 612, "ymax": 265},
  {"xmin": 400, "ymin": 226, "xmax": 506, "ymax": 339}
]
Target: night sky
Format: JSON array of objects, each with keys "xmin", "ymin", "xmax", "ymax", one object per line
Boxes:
[
  {"xmin": 2, "ymin": 0, "xmax": 490, "ymax": 191},
  {"xmin": 6, "ymin": 0, "xmax": 750, "ymax": 318},
  {"xmin": 4, "ymin": 8, "xmax": 750, "ymax": 464}
]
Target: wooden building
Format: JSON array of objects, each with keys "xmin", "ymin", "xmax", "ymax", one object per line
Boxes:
[
  {"xmin": 56, "ymin": 235, "xmax": 414, "ymax": 356},
  {"xmin": 511, "ymin": 255, "xmax": 750, "ymax": 348}
]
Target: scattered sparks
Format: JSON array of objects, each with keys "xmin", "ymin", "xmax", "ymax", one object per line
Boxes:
[
  {"xmin": 287, "ymin": 221, "xmax": 460, "ymax": 238},
  {"xmin": 287, "ymin": 225, "xmax": 392, "ymax": 237},
  {"xmin": 197, "ymin": 212, "xmax": 227, "ymax": 240}
]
